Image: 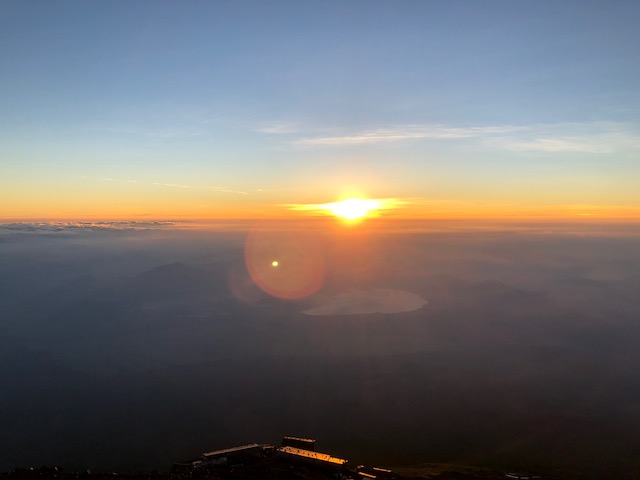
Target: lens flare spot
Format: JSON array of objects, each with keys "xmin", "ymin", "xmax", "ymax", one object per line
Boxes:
[{"xmin": 245, "ymin": 229, "xmax": 325, "ymax": 299}]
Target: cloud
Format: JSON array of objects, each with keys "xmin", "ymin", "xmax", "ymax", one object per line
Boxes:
[
  {"xmin": 210, "ymin": 187, "xmax": 249, "ymax": 195},
  {"xmin": 303, "ymin": 288, "xmax": 427, "ymax": 316},
  {"xmin": 152, "ymin": 182, "xmax": 191, "ymax": 188},
  {"xmin": 289, "ymin": 121, "xmax": 640, "ymax": 155},
  {"xmin": 501, "ymin": 130, "xmax": 640, "ymax": 154},
  {"xmin": 288, "ymin": 198, "xmax": 406, "ymax": 218},
  {"xmin": 98, "ymin": 177, "xmax": 140, "ymax": 184},
  {"xmin": 504, "ymin": 138, "xmax": 611, "ymax": 153},
  {"xmin": 293, "ymin": 125, "xmax": 523, "ymax": 146},
  {"xmin": 257, "ymin": 123, "xmax": 299, "ymax": 134},
  {"xmin": 0, "ymin": 221, "xmax": 180, "ymax": 234}
]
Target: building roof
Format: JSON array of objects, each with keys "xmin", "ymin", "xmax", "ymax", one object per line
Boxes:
[
  {"xmin": 372, "ymin": 466, "xmax": 392, "ymax": 473},
  {"xmin": 202, "ymin": 444, "xmax": 261, "ymax": 458},
  {"xmin": 358, "ymin": 472, "xmax": 377, "ymax": 479},
  {"xmin": 283, "ymin": 436, "xmax": 316, "ymax": 443},
  {"xmin": 278, "ymin": 446, "xmax": 347, "ymax": 465}
]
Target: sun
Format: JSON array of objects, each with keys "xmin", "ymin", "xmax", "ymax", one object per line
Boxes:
[
  {"xmin": 324, "ymin": 198, "xmax": 381, "ymax": 220},
  {"xmin": 287, "ymin": 197, "xmax": 403, "ymax": 221}
]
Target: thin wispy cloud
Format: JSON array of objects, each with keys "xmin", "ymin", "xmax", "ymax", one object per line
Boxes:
[
  {"xmin": 94, "ymin": 178, "xmax": 254, "ymax": 194},
  {"xmin": 293, "ymin": 125, "xmax": 523, "ymax": 146},
  {"xmin": 500, "ymin": 129, "xmax": 640, "ymax": 154},
  {"xmin": 291, "ymin": 122, "xmax": 640, "ymax": 156},
  {"xmin": 99, "ymin": 177, "xmax": 139, "ymax": 183},
  {"xmin": 210, "ymin": 187, "xmax": 249, "ymax": 195},
  {"xmin": 152, "ymin": 182, "xmax": 191, "ymax": 188},
  {"xmin": 504, "ymin": 138, "xmax": 611, "ymax": 154},
  {"xmin": 257, "ymin": 122, "xmax": 299, "ymax": 134}
]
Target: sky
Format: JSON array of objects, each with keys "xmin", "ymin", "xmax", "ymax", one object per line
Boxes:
[{"xmin": 1, "ymin": 1, "xmax": 639, "ymax": 220}]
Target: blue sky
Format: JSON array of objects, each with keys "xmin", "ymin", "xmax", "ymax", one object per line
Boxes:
[{"xmin": 1, "ymin": 1, "xmax": 639, "ymax": 219}]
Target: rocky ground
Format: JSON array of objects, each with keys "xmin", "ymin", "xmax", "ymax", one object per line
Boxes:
[{"xmin": 0, "ymin": 462, "xmax": 532, "ymax": 480}]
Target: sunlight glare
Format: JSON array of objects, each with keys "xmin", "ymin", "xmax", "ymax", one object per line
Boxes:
[
  {"xmin": 287, "ymin": 197, "xmax": 404, "ymax": 222},
  {"xmin": 326, "ymin": 199, "xmax": 380, "ymax": 220}
]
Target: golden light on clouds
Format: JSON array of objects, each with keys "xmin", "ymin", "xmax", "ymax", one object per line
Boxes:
[
  {"xmin": 326, "ymin": 199, "xmax": 380, "ymax": 220},
  {"xmin": 288, "ymin": 198, "xmax": 405, "ymax": 221}
]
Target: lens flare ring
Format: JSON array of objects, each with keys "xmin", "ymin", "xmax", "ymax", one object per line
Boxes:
[{"xmin": 245, "ymin": 229, "xmax": 325, "ymax": 299}]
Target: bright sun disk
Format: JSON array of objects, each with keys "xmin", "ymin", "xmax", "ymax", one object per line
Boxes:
[
  {"xmin": 287, "ymin": 197, "xmax": 403, "ymax": 221},
  {"xmin": 325, "ymin": 198, "xmax": 381, "ymax": 220}
]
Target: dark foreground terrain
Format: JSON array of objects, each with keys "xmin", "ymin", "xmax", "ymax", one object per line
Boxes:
[
  {"xmin": 0, "ymin": 437, "xmax": 538, "ymax": 480},
  {"xmin": 0, "ymin": 463, "xmax": 524, "ymax": 480}
]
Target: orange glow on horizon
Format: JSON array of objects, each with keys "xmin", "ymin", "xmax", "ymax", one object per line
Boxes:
[
  {"xmin": 2, "ymin": 192, "xmax": 640, "ymax": 223},
  {"xmin": 325, "ymin": 199, "xmax": 381, "ymax": 220},
  {"xmin": 287, "ymin": 197, "xmax": 405, "ymax": 222}
]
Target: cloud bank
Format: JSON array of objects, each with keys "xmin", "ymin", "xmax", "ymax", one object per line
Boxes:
[
  {"xmin": 0, "ymin": 221, "xmax": 180, "ymax": 233},
  {"xmin": 303, "ymin": 288, "xmax": 427, "ymax": 316}
]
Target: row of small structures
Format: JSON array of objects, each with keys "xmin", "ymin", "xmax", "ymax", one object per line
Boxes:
[{"xmin": 173, "ymin": 436, "xmax": 397, "ymax": 479}]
